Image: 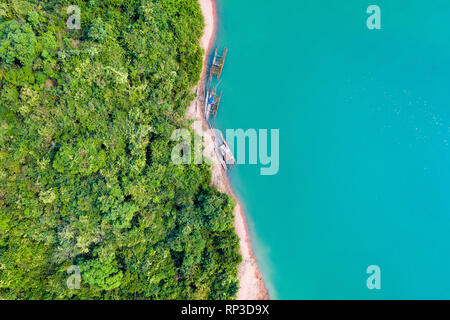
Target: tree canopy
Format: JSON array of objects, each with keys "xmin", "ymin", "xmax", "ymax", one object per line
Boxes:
[{"xmin": 0, "ymin": 0, "xmax": 241, "ymax": 299}]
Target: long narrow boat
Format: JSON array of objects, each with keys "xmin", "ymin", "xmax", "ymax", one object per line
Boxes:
[
  {"xmin": 204, "ymin": 89, "xmax": 211, "ymax": 119},
  {"xmin": 204, "ymin": 86, "xmax": 222, "ymax": 121},
  {"xmin": 212, "ymin": 130, "xmax": 236, "ymax": 170},
  {"xmin": 208, "ymin": 48, "xmax": 228, "ymax": 81}
]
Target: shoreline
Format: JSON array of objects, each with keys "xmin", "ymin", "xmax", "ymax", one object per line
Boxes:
[{"xmin": 188, "ymin": 0, "xmax": 269, "ymax": 300}]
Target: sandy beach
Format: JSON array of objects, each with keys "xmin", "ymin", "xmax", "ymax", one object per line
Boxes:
[{"xmin": 187, "ymin": 0, "xmax": 269, "ymax": 300}]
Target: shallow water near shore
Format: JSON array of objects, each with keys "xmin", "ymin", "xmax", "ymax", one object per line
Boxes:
[{"xmin": 213, "ymin": 0, "xmax": 450, "ymax": 299}]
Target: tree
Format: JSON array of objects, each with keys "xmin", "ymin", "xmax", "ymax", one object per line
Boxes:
[{"xmin": 0, "ymin": 0, "xmax": 240, "ymax": 300}]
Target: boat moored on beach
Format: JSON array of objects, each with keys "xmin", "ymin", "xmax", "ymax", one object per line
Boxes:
[
  {"xmin": 208, "ymin": 48, "xmax": 228, "ymax": 81},
  {"xmin": 204, "ymin": 86, "xmax": 222, "ymax": 120},
  {"xmin": 212, "ymin": 129, "xmax": 236, "ymax": 170}
]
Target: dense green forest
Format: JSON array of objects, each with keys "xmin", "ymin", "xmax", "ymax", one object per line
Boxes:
[{"xmin": 0, "ymin": 0, "xmax": 241, "ymax": 299}]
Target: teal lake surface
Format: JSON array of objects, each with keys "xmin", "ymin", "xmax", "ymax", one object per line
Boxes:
[{"xmin": 212, "ymin": 0, "xmax": 450, "ymax": 299}]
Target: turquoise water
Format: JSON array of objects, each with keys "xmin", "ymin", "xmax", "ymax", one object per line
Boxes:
[{"xmin": 212, "ymin": 0, "xmax": 450, "ymax": 299}]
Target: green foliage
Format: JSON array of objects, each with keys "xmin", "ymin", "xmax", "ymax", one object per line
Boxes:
[
  {"xmin": 0, "ymin": 20, "xmax": 38, "ymax": 67},
  {"xmin": 80, "ymin": 249, "xmax": 124, "ymax": 291},
  {"xmin": 0, "ymin": 0, "xmax": 240, "ymax": 300}
]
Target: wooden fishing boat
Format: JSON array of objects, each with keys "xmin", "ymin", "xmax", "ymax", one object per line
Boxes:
[
  {"xmin": 204, "ymin": 86, "xmax": 222, "ymax": 120},
  {"xmin": 213, "ymin": 130, "xmax": 236, "ymax": 170},
  {"xmin": 209, "ymin": 48, "xmax": 228, "ymax": 81}
]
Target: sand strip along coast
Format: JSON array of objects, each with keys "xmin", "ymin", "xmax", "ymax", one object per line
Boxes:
[{"xmin": 186, "ymin": 0, "xmax": 269, "ymax": 300}]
